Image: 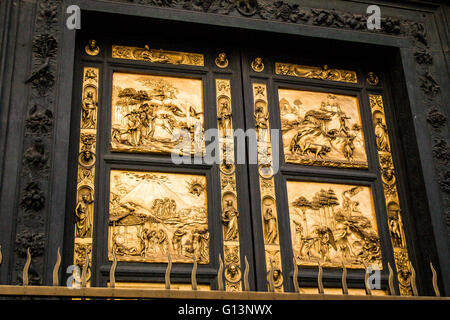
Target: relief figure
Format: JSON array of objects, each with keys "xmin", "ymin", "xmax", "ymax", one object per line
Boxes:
[
  {"xmin": 75, "ymin": 189, "xmax": 94, "ymax": 238},
  {"xmin": 288, "ymin": 181, "xmax": 382, "ymax": 269},
  {"xmin": 263, "ymin": 207, "xmax": 278, "ymax": 244},
  {"xmin": 222, "ymin": 199, "xmax": 239, "ymax": 241},
  {"xmin": 81, "ymin": 90, "xmax": 97, "ymax": 129},
  {"xmin": 280, "ymin": 90, "xmax": 368, "ymax": 168},
  {"xmin": 111, "ymin": 73, "xmax": 204, "ymax": 155},
  {"xmin": 108, "ymin": 171, "xmax": 209, "ymax": 264}
]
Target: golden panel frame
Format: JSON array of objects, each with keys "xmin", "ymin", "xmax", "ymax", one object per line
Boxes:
[
  {"xmin": 108, "ymin": 170, "xmax": 209, "ymax": 264},
  {"xmin": 279, "ymin": 89, "xmax": 368, "ymax": 169},
  {"xmin": 110, "ymin": 72, "xmax": 205, "ymax": 155},
  {"xmin": 369, "ymin": 94, "xmax": 412, "ymax": 296},
  {"xmin": 275, "ymin": 62, "xmax": 357, "ymax": 83},
  {"xmin": 216, "ymin": 79, "xmax": 243, "ymax": 291},
  {"xmin": 287, "ymin": 181, "xmax": 382, "ymax": 269},
  {"xmin": 252, "ymin": 83, "xmax": 285, "ymax": 292},
  {"xmin": 112, "ymin": 45, "xmax": 204, "ymax": 66},
  {"xmin": 73, "ymin": 67, "xmax": 100, "ymax": 287}
]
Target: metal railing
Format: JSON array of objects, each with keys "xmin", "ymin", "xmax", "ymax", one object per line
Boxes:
[{"xmin": 0, "ymin": 245, "xmax": 446, "ymax": 300}]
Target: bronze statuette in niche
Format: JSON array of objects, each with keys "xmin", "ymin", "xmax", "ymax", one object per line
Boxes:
[
  {"xmin": 108, "ymin": 170, "xmax": 209, "ymax": 264},
  {"xmin": 110, "ymin": 72, "xmax": 204, "ymax": 155},
  {"xmin": 287, "ymin": 181, "xmax": 382, "ymax": 269},
  {"xmin": 279, "ymin": 89, "xmax": 368, "ymax": 169}
]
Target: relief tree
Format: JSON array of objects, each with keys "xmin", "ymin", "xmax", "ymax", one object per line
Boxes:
[{"xmin": 292, "ymin": 196, "xmax": 312, "ymax": 236}]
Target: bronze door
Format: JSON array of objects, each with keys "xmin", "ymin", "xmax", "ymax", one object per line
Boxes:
[
  {"xmin": 240, "ymin": 41, "xmax": 412, "ymax": 295},
  {"xmin": 69, "ymin": 19, "xmax": 412, "ymax": 295},
  {"xmin": 69, "ymin": 23, "xmax": 259, "ymax": 291}
]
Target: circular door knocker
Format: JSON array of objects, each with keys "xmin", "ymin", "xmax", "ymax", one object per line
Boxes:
[
  {"xmin": 224, "ymin": 263, "xmax": 242, "ymax": 284},
  {"xmin": 267, "ymin": 268, "xmax": 284, "ymax": 289},
  {"xmin": 215, "ymin": 52, "xmax": 229, "ymax": 68},
  {"xmin": 251, "ymin": 57, "xmax": 264, "ymax": 72},
  {"xmin": 258, "ymin": 164, "xmax": 273, "ymax": 179},
  {"xmin": 78, "ymin": 151, "xmax": 96, "ymax": 169},
  {"xmin": 366, "ymin": 72, "xmax": 380, "ymax": 85},
  {"xmin": 220, "ymin": 163, "xmax": 235, "ymax": 175},
  {"xmin": 85, "ymin": 40, "xmax": 100, "ymax": 56}
]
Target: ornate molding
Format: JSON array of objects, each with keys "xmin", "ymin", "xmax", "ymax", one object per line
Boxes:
[
  {"xmin": 252, "ymin": 83, "xmax": 284, "ymax": 292},
  {"xmin": 275, "ymin": 62, "xmax": 357, "ymax": 83},
  {"xmin": 216, "ymin": 79, "xmax": 243, "ymax": 291},
  {"xmin": 13, "ymin": 0, "xmax": 61, "ymax": 285},
  {"xmin": 112, "ymin": 44, "xmax": 204, "ymax": 66},
  {"xmin": 370, "ymin": 94, "xmax": 413, "ymax": 296},
  {"xmin": 73, "ymin": 67, "xmax": 100, "ymax": 286}
]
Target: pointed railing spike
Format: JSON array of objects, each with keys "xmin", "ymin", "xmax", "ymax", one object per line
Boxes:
[
  {"xmin": 191, "ymin": 256, "xmax": 197, "ymax": 291},
  {"xmin": 81, "ymin": 252, "xmax": 89, "ymax": 288},
  {"xmin": 292, "ymin": 257, "xmax": 299, "ymax": 293},
  {"xmin": 52, "ymin": 247, "xmax": 61, "ymax": 286},
  {"xmin": 317, "ymin": 260, "xmax": 324, "ymax": 294},
  {"xmin": 409, "ymin": 261, "xmax": 418, "ymax": 296},
  {"xmin": 244, "ymin": 256, "xmax": 250, "ymax": 291},
  {"xmin": 23, "ymin": 248, "xmax": 31, "ymax": 286},
  {"xmin": 387, "ymin": 262, "xmax": 395, "ymax": 295},
  {"xmin": 341, "ymin": 262, "xmax": 348, "ymax": 295},
  {"xmin": 430, "ymin": 262, "xmax": 440, "ymax": 297},
  {"xmin": 0, "ymin": 244, "xmax": 3, "ymax": 266},
  {"xmin": 364, "ymin": 263, "xmax": 372, "ymax": 296},
  {"xmin": 268, "ymin": 259, "xmax": 274, "ymax": 292},
  {"xmin": 165, "ymin": 251, "xmax": 172, "ymax": 290},
  {"xmin": 110, "ymin": 249, "xmax": 118, "ymax": 289},
  {"xmin": 217, "ymin": 254, "xmax": 224, "ymax": 291}
]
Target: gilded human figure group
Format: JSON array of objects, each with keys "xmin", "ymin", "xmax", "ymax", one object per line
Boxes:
[
  {"xmin": 291, "ymin": 186, "xmax": 382, "ymax": 266},
  {"xmin": 111, "ymin": 224, "xmax": 209, "ymax": 263}
]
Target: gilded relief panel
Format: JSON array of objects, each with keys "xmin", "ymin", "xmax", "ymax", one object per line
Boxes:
[
  {"xmin": 110, "ymin": 72, "xmax": 204, "ymax": 155},
  {"xmin": 112, "ymin": 45, "xmax": 204, "ymax": 66},
  {"xmin": 369, "ymin": 94, "xmax": 412, "ymax": 296},
  {"xmin": 73, "ymin": 67, "xmax": 99, "ymax": 286},
  {"xmin": 108, "ymin": 170, "xmax": 209, "ymax": 264},
  {"xmin": 216, "ymin": 79, "xmax": 243, "ymax": 291},
  {"xmin": 287, "ymin": 181, "xmax": 382, "ymax": 269},
  {"xmin": 275, "ymin": 63, "xmax": 357, "ymax": 83},
  {"xmin": 279, "ymin": 89, "xmax": 368, "ymax": 168},
  {"xmin": 252, "ymin": 83, "xmax": 285, "ymax": 292}
]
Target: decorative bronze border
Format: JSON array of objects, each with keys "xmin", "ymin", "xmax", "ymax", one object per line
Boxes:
[
  {"xmin": 112, "ymin": 45, "xmax": 204, "ymax": 66},
  {"xmin": 73, "ymin": 67, "xmax": 99, "ymax": 287},
  {"xmin": 275, "ymin": 62, "xmax": 357, "ymax": 83},
  {"xmin": 216, "ymin": 79, "xmax": 242, "ymax": 291},
  {"xmin": 252, "ymin": 83, "xmax": 285, "ymax": 292},
  {"xmin": 369, "ymin": 94, "xmax": 412, "ymax": 296}
]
